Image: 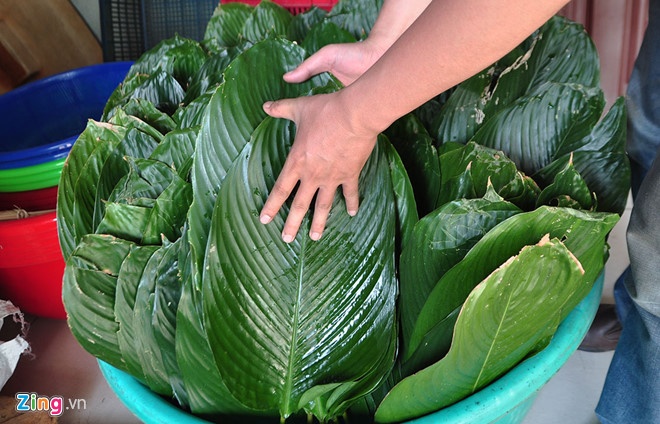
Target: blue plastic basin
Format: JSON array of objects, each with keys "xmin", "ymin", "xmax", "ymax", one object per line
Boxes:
[
  {"xmin": 99, "ymin": 274, "xmax": 604, "ymax": 424},
  {"xmin": 0, "ymin": 62, "xmax": 132, "ymax": 169}
]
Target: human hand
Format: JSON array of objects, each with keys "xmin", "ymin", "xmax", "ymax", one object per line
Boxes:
[
  {"xmin": 283, "ymin": 39, "xmax": 386, "ymax": 86},
  {"xmin": 259, "ymin": 92, "xmax": 379, "ymax": 242}
]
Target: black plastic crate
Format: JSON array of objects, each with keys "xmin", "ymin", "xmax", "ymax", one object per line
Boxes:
[{"xmin": 100, "ymin": 0, "xmax": 219, "ymax": 62}]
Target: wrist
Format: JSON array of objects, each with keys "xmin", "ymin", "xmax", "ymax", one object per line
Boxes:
[{"xmin": 335, "ymin": 85, "xmax": 394, "ymax": 138}]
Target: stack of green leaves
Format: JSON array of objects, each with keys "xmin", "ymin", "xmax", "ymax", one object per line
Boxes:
[{"xmin": 57, "ymin": 1, "xmax": 627, "ymax": 423}]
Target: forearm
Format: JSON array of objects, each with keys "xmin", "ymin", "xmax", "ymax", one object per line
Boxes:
[
  {"xmin": 367, "ymin": 0, "xmax": 433, "ymax": 51},
  {"xmin": 343, "ymin": 0, "xmax": 571, "ymax": 134}
]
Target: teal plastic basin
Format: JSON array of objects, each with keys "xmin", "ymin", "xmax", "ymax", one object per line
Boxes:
[{"xmin": 99, "ymin": 274, "xmax": 604, "ymax": 424}]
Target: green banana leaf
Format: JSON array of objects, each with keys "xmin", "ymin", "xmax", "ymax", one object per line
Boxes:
[
  {"xmin": 375, "ymin": 236, "xmax": 587, "ymax": 422},
  {"xmin": 201, "ymin": 117, "xmax": 398, "ymax": 421}
]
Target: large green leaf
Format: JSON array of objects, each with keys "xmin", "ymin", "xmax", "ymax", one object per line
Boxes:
[
  {"xmin": 241, "ymin": 1, "xmax": 293, "ymax": 43},
  {"xmin": 382, "ymin": 138, "xmax": 419, "ymax": 252},
  {"xmin": 57, "ymin": 121, "xmax": 126, "ymax": 259},
  {"xmin": 188, "ymin": 38, "xmax": 336, "ymax": 281},
  {"xmin": 301, "ymin": 20, "xmax": 356, "ymax": 56},
  {"xmin": 431, "ymin": 15, "xmax": 600, "ymax": 148},
  {"xmin": 129, "ymin": 70, "xmax": 186, "ymax": 116},
  {"xmin": 132, "ymin": 240, "xmax": 184, "ymax": 398},
  {"xmin": 201, "ymin": 117, "xmax": 398, "ymax": 421},
  {"xmin": 149, "ymin": 127, "xmax": 198, "ymax": 178},
  {"xmin": 120, "ymin": 99, "xmax": 178, "ymax": 135},
  {"xmin": 115, "ymin": 244, "xmax": 159, "ymax": 383},
  {"xmin": 486, "ymin": 16, "xmax": 599, "ymax": 117},
  {"xmin": 376, "ymin": 236, "xmax": 586, "ymax": 422},
  {"xmin": 62, "ymin": 234, "xmax": 134, "ymax": 370},
  {"xmin": 436, "ymin": 141, "xmax": 540, "ymax": 209},
  {"xmin": 399, "ymin": 188, "xmax": 521, "ymax": 365},
  {"xmin": 431, "ymin": 68, "xmax": 493, "ymax": 145},
  {"xmin": 58, "ymin": 120, "xmax": 158, "ymax": 260},
  {"xmin": 407, "ymin": 206, "xmax": 618, "ymax": 367},
  {"xmin": 287, "ymin": 6, "xmax": 327, "ymax": 43},
  {"xmin": 97, "ymin": 158, "xmax": 192, "ymax": 245},
  {"xmin": 151, "ymin": 239, "xmax": 187, "ymax": 406},
  {"xmin": 182, "ymin": 51, "xmax": 233, "ymax": 104},
  {"xmin": 472, "ymin": 82, "xmax": 605, "ymax": 176},
  {"xmin": 535, "ymin": 154, "xmax": 594, "ymax": 210},
  {"xmin": 326, "ymin": 0, "xmax": 383, "ymax": 40},
  {"xmin": 205, "ymin": 2, "xmax": 253, "ymax": 47},
  {"xmin": 386, "ymin": 114, "xmax": 441, "ymax": 217},
  {"xmin": 536, "ymin": 97, "xmax": 630, "ymax": 214},
  {"xmin": 174, "ymin": 228, "xmax": 250, "ymax": 417}
]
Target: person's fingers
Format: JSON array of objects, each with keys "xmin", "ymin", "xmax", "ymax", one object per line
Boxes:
[
  {"xmin": 342, "ymin": 179, "xmax": 360, "ymax": 217},
  {"xmin": 263, "ymin": 98, "xmax": 297, "ymax": 120},
  {"xmin": 309, "ymin": 187, "xmax": 336, "ymax": 241},
  {"xmin": 283, "ymin": 46, "xmax": 335, "ymax": 83},
  {"xmin": 260, "ymin": 160, "xmax": 300, "ymax": 226},
  {"xmin": 281, "ymin": 183, "xmax": 319, "ymax": 243}
]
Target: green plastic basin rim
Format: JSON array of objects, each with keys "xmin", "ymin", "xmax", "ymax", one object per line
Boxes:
[
  {"xmin": 98, "ymin": 273, "xmax": 605, "ymax": 424},
  {"xmin": 0, "ymin": 158, "xmax": 64, "ymax": 192}
]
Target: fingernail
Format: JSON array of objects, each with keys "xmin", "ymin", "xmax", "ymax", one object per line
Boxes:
[
  {"xmin": 348, "ymin": 210, "xmax": 358, "ymax": 217},
  {"xmin": 260, "ymin": 214, "xmax": 271, "ymax": 224},
  {"xmin": 282, "ymin": 233, "xmax": 294, "ymax": 243},
  {"xmin": 263, "ymin": 101, "xmax": 273, "ymax": 110},
  {"xmin": 310, "ymin": 231, "xmax": 321, "ymax": 241}
]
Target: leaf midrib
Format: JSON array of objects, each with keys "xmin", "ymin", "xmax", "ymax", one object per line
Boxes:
[
  {"xmin": 281, "ymin": 228, "xmax": 307, "ymax": 415},
  {"xmin": 472, "ymin": 278, "xmax": 513, "ymax": 391}
]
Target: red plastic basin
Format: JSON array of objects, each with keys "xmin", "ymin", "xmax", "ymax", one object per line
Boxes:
[{"xmin": 0, "ymin": 210, "xmax": 65, "ymax": 319}]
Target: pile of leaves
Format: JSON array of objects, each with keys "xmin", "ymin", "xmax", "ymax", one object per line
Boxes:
[{"xmin": 57, "ymin": 1, "xmax": 628, "ymax": 423}]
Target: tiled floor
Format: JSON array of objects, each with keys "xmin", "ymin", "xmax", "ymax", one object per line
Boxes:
[{"xmin": 1, "ymin": 198, "xmax": 633, "ymax": 424}]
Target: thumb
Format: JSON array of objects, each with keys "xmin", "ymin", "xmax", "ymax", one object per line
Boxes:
[
  {"xmin": 283, "ymin": 46, "xmax": 335, "ymax": 83},
  {"xmin": 263, "ymin": 98, "xmax": 297, "ymax": 120}
]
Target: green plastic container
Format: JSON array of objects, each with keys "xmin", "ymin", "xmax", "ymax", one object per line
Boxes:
[
  {"xmin": 99, "ymin": 274, "xmax": 604, "ymax": 424},
  {"xmin": 0, "ymin": 158, "xmax": 66, "ymax": 192}
]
